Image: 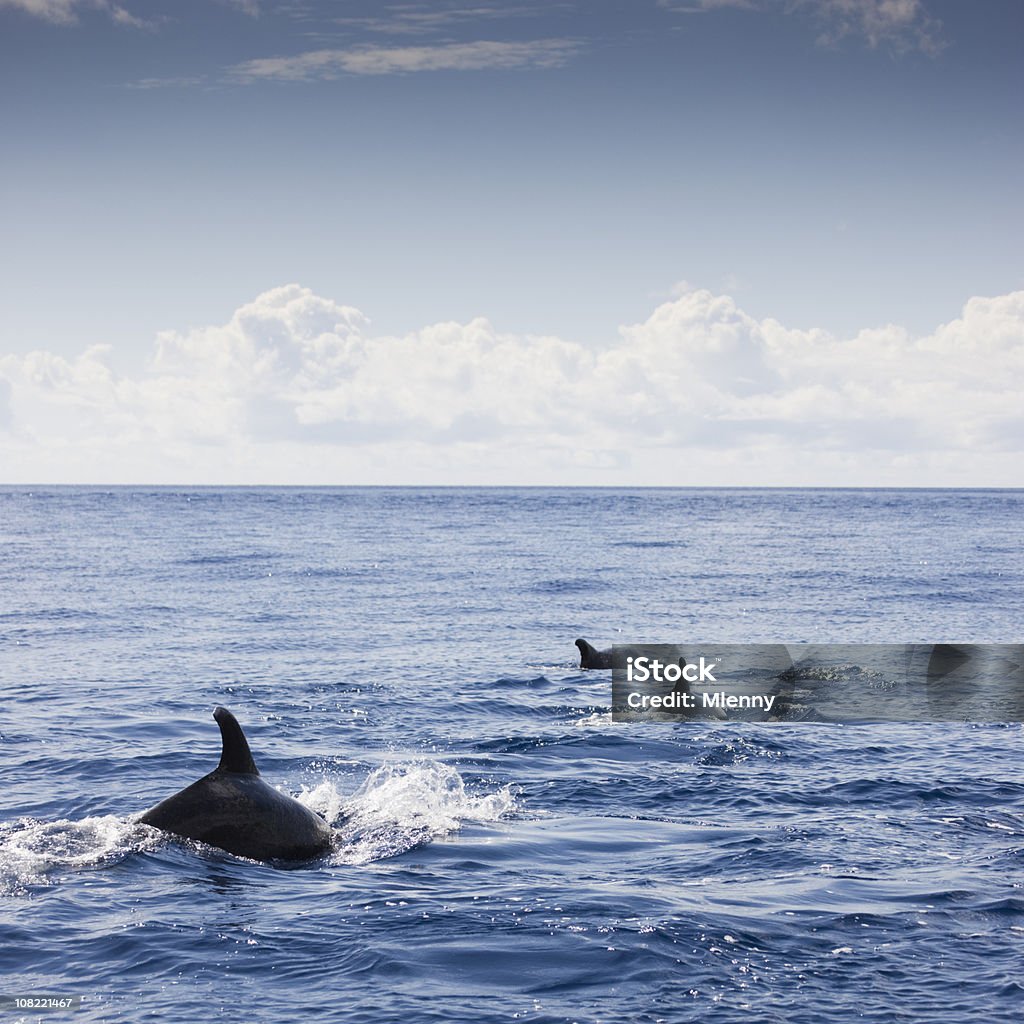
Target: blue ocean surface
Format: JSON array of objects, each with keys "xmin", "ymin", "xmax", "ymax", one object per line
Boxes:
[{"xmin": 1, "ymin": 487, "xmax": 1024, "ymax": 1023}]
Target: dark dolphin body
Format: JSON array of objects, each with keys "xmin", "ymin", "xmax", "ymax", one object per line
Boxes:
[
  {"xmin": 575, "ymin": 638, "xmax": 614, "ymax": 670},
  {"xmin": 139, "ymin": 707, "xmax": 333, "ymax": 862}
]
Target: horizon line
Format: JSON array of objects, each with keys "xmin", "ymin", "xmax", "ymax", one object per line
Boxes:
[{"xmin": 3, "ymin": 483, "xmax": 1024, "ymax": 492}]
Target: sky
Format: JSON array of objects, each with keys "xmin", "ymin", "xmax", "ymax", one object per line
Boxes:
[{"xmin": 1, "ymin": 0, "xmax": 1022, "ymax": 485}]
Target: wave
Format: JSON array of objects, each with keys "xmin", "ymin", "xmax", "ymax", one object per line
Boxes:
[{"xmin": 0, "ymin": 815, "xmax": 160, "ymax": 894}]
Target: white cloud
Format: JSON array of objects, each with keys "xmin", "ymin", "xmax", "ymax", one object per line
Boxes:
[
  {"xmin": 660, "ymin": 0, "xmax": 758, "ymax": 12},
  {"xmin": 1, "ymin": 0, "xmax": 258, "ymax": 26},
  {"xmin": 2, "ymin": 283, "xmax": 1023, "ymax": 485},
  {"xmin": 0, "ymin": 0, "xmax": 146, "ymax": 27},
  {"xmin": 0, "ymin": 0, "xmax": 86, "ymax": 23},
  {"xmin": 660, "ymin": 0, "xmax": 944, "ymax": 54},
  {"xmin": 333, "ymin": 5, "xmax": 547, "ymax": 37},
  {"xmin": 229, "ymin": 39, "xmax": 580, "ymax": 81},
  {"xmin": 801, "ymin": 0, "xmax": 944, "ymax": 55},
  {"xmin": 126, "ymin": 75, "xmax": 208, "ymax": 90},
  {"xmin": 221, "ymin": 0, "xmax": 258, "ymax": 14}
]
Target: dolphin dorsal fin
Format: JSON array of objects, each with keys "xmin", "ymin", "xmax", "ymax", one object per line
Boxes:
[{"xmin": 213, "ymin": 706, "xmax": 259, "ymax": 775}]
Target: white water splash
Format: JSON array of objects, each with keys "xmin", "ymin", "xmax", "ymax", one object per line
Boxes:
[
  {"xmin": 573, "ymin": 711, "xmax": 619, "ymax": 728},
  {"xmin": 299, "ymin": 761, "xmax": 514, "ymax": 865},
  {"xmin": 294, "ymin": 779, "xmax": 350, "ymax": 825},
  {"xmin": 0, "ymin": 815, "xmax": 158, "ymax": 894}
]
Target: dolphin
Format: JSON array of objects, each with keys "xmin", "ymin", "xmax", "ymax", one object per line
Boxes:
[
  {"xmin": 575, "ymin": 638, "xmax": 614, "ymax": 670},
  {"xmin": 139, "ymin": 706, "xmax": 334, "ymax": 862}
]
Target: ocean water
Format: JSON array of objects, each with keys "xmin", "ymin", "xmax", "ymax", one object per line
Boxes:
[{"xmin": 1, "ymin": 487, "xmax": 1023, "ymax": 1024}]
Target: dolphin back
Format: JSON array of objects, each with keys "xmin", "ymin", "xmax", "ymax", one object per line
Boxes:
[
  {"xmin": 139, "ymin": 706, "xmax": 333, "ymax": 861},
  {"xmin": 140, "ymin": 772, "xmax": 333, "ymax": 861}
]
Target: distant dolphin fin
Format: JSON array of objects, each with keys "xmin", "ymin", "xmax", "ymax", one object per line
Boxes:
[
  {"xmin": 672, "ymin": 657, "xmax": 690, "ymax": 698},
  {"xmin": 575, "ymin": 638, "xmax": 613, "ymax": 670},
  {"xmin": 925, "ymin": 643, "xmax": 973, "ymax": 683},
  {"xmin": 214, "ymin": 706, "xmax": 259, "ymax": 775}
]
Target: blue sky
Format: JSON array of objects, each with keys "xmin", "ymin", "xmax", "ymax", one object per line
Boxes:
[{"xmin": 1, "ymin": 1, "xmax": 1022, "ymax": 484}]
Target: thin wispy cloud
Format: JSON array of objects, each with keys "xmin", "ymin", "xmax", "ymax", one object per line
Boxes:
[
  {"xmin": 333, "ymin": 4, "xmax": 549, "ymax": 37},
  {"xmin": 663, "ymin": 0, "xmax": 758, "ymax": 11},
  {"xmin": 221, "ymin": 0, "xmax": 259, "ymax": 15},
  {"xmin": 661, "ymin": 0, "xmax": 945, "ymax": 55},
  {"xmin": 0, "ymin": 0, "xmax": 146, "ymax": 27},
  {"xmin": 126, "ymin": 75, "xmax": 210, "ymax": 90},
  {"xmin": 230, "ymin": 38, "xmax": 580, "ymax": 81},
  {"xmin": 1, "ymin": 0, "xmax": 258, "ymax": 26}
]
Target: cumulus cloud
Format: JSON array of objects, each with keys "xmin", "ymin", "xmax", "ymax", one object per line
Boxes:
[
  {"xmin": 2, "ymin": 284, "xmax": 1023, "ymax": 485},
  {"xmin": 229, "ymin": 38, "xmax": 579, "ymax": 81}
]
